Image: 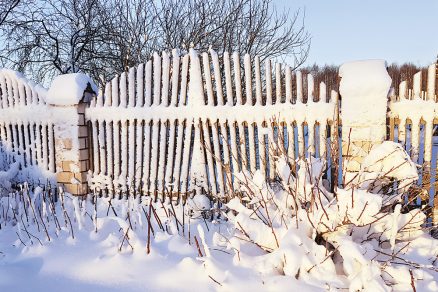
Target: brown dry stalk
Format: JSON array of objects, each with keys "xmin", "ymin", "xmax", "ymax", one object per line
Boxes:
[
  {"xmin": 119, "ymin": 227, "xmax": 133, "ymax": 252},
  {"xmin": 146, "ymin": 203, "xmax": 152, "ymax": 254},
  {"xmin": 409, "ymin": 269, "xmax": 417, "ymax": 292},
  {"xmin": 37, "ymin": 207, "xmax": 51, "ymax": 242},
  {"xmin": 16, "ymin": 231, "xmax": 26, "ymax": 246},
  {"xmin": 150, "ymin": 204, "xmax": 164, "ymax": 231},
  {"xmin": 194, "ymin": 235, "xmax": 203, "ymax": 257}
]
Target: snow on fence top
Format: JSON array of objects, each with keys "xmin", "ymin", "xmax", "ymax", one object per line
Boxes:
[
  {"xmin": 86, "ymin": 49, "xmax": 339, "ymax": 198},
  {"xmin": 0, "ymin": 69, "xmax": 56, "ymax": 182},
  {"xmin": 1, "ymin": 47, "xmax": 437, "ymax": 202},
  {"xmin": 0, "ymin": 69, "xmax": 47, "ymax": 107},
  {"xmin": 388, "ymin": 62, "xmax": 437, "ymax": 162}
]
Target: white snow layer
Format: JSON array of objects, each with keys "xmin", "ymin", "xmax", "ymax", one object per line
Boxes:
[
  {"xmin": 339, "ymin": 60, "xmax": 392, "ymax": 142},
  {"xmin": 46, "ymin": 73, "xmax": 97, "ymax": 106},
  {"xmin": 1, "ymin": 142, "xmax": 438, "ymax": 291},
  {"xmin": 359, "ymin": 141, "xmax": 418, "ymax": 193}
]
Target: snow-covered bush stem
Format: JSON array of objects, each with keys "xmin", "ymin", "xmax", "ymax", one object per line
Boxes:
[{"xmin": 222, "ymin": 139, "xmax": 436, "ymax": 290}]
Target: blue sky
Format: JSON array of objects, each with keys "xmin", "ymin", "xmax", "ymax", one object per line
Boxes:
[{"xmin": 276, "ymin": 0, "xmax": 438, "ymax": 66}]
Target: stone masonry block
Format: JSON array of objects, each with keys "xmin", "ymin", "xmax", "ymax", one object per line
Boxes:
[
  {"xmin": 73, "ymin": 172, "xmax": 88, "ymax": 183},
  {"xmin": 63, "ymin": 183, "xmax": 88, "ymax": 196},
  {"xmin": 78, "ymin": 137, "xmax": 88, "ymax": 149},
  {"xmin": 77, "ymin": 103, "xmax": 87, "ymax": 114},
  {"xmin": 57, "ymin": 172, "xmax": 74, "ymax": 184},
  {"xmin": 78, "ymin": 125, "xmax": 88, "ymax": 138},
  {"xmin": 78, "ymin": 113, "xmax": 85, "ymax": 125},
  {"xmin": 79, "ymin": 149, "xmax": 89, "ymax": 160},
  {"xmin": 61, "ymin": 160, "xmax": 75, "ymax": 172},
  {"xmin": 61, "ymin": 138, "xmax": 73, "ymax": 150}
]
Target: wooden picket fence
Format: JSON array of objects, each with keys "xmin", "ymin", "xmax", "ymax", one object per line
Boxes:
[
  {"xmin": 86, "ymin": 49, "xmax": 338, "ymax": 200},
  {"xmin": 0, "ymin": 69, "xmax": 56, "ymax": 180},
  {"xmin": 388, "ymin": 62, "xmax": 438, "ymax": 213},
  {"xmin": 0, "ymin": 49, "xmax": 437, "ymax": 208}
]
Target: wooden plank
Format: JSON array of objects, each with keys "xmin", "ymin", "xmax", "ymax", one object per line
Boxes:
[
  {"xmin": 162, "ymin": 51, "xmax": 170, "ymax": 106},
  {"xmin": 224, "ymin": 52, "xmax": 234, "ymax": 106},
  {"xmin": 211, "ymin": 120, "xmax": 224, "ymax": 195},
  {"xmin": 233, "ymin": 52, "xmax": 243, "ymax": 105},
  {"xmin": 202, "ymin": 119, "xmax": 217, "ymax": 194},
  {"xmin": 142, "ymin": 121, "xmax": 151, "ymax": 193},
  {"xmin": 210, "ymin": 50, "xmax": 224, "ymax": 105},
  {"xmin": 23, "ymin": 122, "xmax": 31, "ymax": 167},
  {"xmin": 202, "ymin": 52, "xmax": 214, "ymax": 106},
  {"xmin": 296, "ymin": 71, "xmax": 303, "ymax": 103},
  {"xmin": 157, "ymin": 120, "xmax": 168, "ymax": 196},
  {"xmin": 128, "ymin": 119, "xmax": 136, "ymax": 192},
  {"xmin": 172, "ymin": 120, "xmax": 184, "ymax": 194},
  {"xmin": 150, "ymin": 121, "xmax": 160, "ymax": 194},
  {"xmin": 111, "ymin": 75, "xmax": 119, "ymax": 107},
  {"xmin": 128, "ymin": 67, "xmax": 136, "ymax": 107},
  {"xmin": 165, "ymin": 120, "xmax": 176, "ymax": 195},
  {"xmin": 145, "ymin": 60, "xmax": 152, "ymax": 106},
  {"xmin": 244, "ymin": 54, "xmax": 252, "ymax": 105},
  {"xmin": 180, "ymin": 55, "xmax": 189, "ymax": 106},
  {"xmin": 136, "ymin": 63, "xmax": 145, "ymax": 107},
  {"xmin": 427, "ymin": 64, "xmax": 436, "ymax": 101},
  {"xmin": 255, "ymin": 56, "xmax": 263, "ymax": 105},
  {"xmin": 275, "ymin": 63, "xmax": 281, "ymax": 104},
  {"xmin": 308, "ymin": 121, "xmax": 315, "ymax": 156},
  {"xmin": 41, "ymin": 123, "xmax": 48, "ymax": 170},
  {"xmin": 120, "ymin": 120, "xmax": 128, "ymax": 183},
  {"xmin": 285, "ymin": 66, "xmax": 292, "ymax": 103},
  {"xmin": 171, "ymin": 50, "xmax": 180, "ymax": 107},
  {"xmin": 48, "ymin": 123, "xmax": 55, "ymax": 172},
  {"xmin": 120, "ymin": 72, "xmax": 127, "ymax": 108},
  {"xmin": 179, "ymin": 120, "xmax": 192, "ymax": 195},
  {"xmin": 113, "ymin": 121, "xmax": 121, "ymax": 178},
  {"xmin": 220, "ymin": 121, "xmax": 232, "ymax": 194},
  {"xmin": 153, "ymin": 52, "xmax": 162, "ymax": 106},
  {"xmin": 249, "ymin": 122, "xmax": 257, "ymax": 172},
  {"xmin": 98, "ymin": 120, "xmax": 107, "ymax": 175},
  {"xmin": 265, "ymin": 59, "xmax": 273, "ymax": 105},
  {"xmin": 135, "ymin": 120, "xmax": 144, "ymax": 192}
]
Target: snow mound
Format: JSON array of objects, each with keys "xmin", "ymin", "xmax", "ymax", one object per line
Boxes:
[
  {"xmin": 339, "ymin": 59, "xmax": 391, "ymax": 100},
  {"xmin": 359, "ymin": 141, "xmax": 418, "ymax": 193},
  {"xmin": 46, "ymin": 73, "xmax": 97, "ymax": 106},
  {"xmin": 339, "ymin": 59, "xmax": 391, "ymax": 142}
]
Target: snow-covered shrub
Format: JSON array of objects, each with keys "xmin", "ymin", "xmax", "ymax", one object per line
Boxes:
[{"xmin": 223, "ymin": 141, "xmax": 438, "ymax": 291}]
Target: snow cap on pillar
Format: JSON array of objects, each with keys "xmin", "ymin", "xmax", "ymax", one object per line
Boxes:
[
  {"xmin": 46, "ymin": 73, "xmax": 97, "ymax": 106},
  {"xmin": 339, "ymin": 59, "xmax": 391, "ymax": 143}
]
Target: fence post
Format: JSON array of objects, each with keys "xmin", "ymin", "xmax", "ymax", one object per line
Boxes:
[
  {"xmin": 339, "ymin": 60, "xmax": 392, "ymax": 178},
  {"xmin": 188, "ymin": 48, "xmax": 208, "ymax": 195},
  {"xmin": 46, "ymin": 73, "xmax": 96, "ymax": 196},
  {"xmin": 435, "ymin": 55, "xmax": 438, "ymax": 224}
]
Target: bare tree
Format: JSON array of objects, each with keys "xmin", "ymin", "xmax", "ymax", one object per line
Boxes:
[
  {"xmin": 151, "ymin": 0, "xmax": 309, "ymax": 64},
  {"xmin": 98, "ymin": 0, "xmax": 160, "ymax": 74},
  {"xmin": 1, "ymin": 0, "xmax": 310, "ymax": 84},
  {"xmin": 0, "ymin": 0, "xmax": 20, "ymax": 27},
  {"xmin": 0, "ymin": 0, "xmax": 110, "ymax": 82}
]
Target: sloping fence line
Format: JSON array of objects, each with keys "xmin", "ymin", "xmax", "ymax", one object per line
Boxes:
[
  {"xmin": 0, "ymin": 50, "xmax": 437, "ymax": 207},
  {"xmin": 387, "ymin": 63, "xmax": 438, "ymax": 212},
  {"xmin": 0, "ymin": 69, "xmax": 56, "ymax": 179},
  {"xmin": 86, "ymin": 49, "xmax": 338, "ymax": 200}
]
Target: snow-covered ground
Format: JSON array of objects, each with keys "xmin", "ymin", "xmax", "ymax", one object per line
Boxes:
[{"xmin": 1, "ymin": 141, "xmax": 438, "ymax": 291}]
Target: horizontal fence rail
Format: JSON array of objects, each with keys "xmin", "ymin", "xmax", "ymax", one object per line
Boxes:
[
  {"xmin": 0, "ymin": 50, "xmax": 436, "ymax": 215},
  {"xmin": 86, "ymin": 49, "xmax": 338, "ymax": 199},
  {"xmin": 0, "ymin": 69, "xmax": 56, "ymax": 182},
  {"xmin": 388, "ymin": 63, "xmax": 438, "ymax": 218}
]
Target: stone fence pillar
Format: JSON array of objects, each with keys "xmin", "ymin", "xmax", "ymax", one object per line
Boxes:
[
  {"xmin": 339, "ymin": 60, "xmax": 392, "ymax": 173},
  {"xmin": 46, "ymin": 73, "xmax": 96, "ymax": 196}
]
